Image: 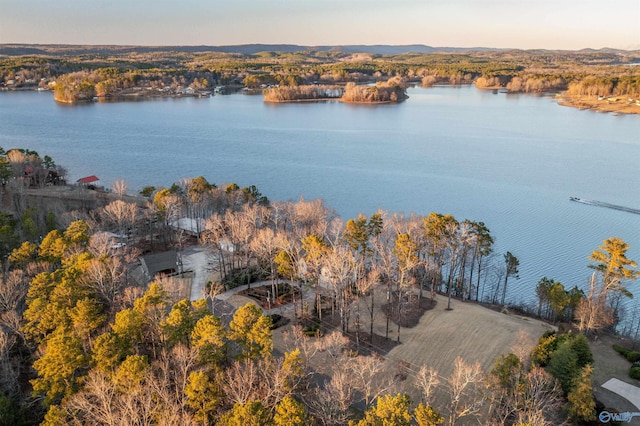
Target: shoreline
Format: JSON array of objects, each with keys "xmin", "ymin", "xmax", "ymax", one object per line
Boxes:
[
  {"xmin": 264, "ymin": 97, "xmax": 402, "ymax": 105},
  {"xmin": 557, "ymin": 95, "xmax": 640, "ymax": 115},
  {"xmin": 263, "ymin": 97, "xmax": 340, "ymax": 103},
  {"xmin": 5, "ymin": 86, "xmax": 640, "ymax": 115}
]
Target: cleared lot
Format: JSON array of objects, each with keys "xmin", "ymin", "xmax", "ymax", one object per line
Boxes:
[
  {"xmin": 269, "ymin": 289, "xmax": 554, "ymax": 409},
  {"xmin": 372, "ymin": 294, "xmax": 553, "ymax": 405}
]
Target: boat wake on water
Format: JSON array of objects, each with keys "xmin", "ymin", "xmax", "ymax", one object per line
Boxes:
[{"xmin": 570, "ymin": 197, "xmax": 640, "ymax": 216}]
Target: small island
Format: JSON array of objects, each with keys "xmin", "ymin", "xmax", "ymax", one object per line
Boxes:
[
  {"xmin": 262, "ymin": 84, "xmax": 344, "ymax": 102},
  {"xmin": 263, "ymin": 78, "xmax": 409, "ymax": 104},
  {"xmin": 341, "ymin": 79, "xmax": 408, "ymax": 104}
]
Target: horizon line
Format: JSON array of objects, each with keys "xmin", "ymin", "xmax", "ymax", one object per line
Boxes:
[{"xmin": 1, "ymin": 42, "xmax": 638, "ymax": 53}]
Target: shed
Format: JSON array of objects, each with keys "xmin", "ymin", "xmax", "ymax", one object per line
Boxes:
[
  {"xmin": 139, "ymin": 250, "xmax": 179, "ymax": 280},
  {"xmin": 77, "ymin": 175, "xmax": 100, "ymax": 185}
]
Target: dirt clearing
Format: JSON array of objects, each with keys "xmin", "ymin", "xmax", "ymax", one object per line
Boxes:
[
  {"xmin": 380, "ymin": 294, "xmax": 553, "ymax": 377},
  {"xmin": 272, "ymin": 290, "xmax": 554, "ymax": 407}
]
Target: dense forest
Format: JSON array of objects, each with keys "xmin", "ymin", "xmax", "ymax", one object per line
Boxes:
[
  {"xmin": 1, "ymin": 45, "xmax": 639, "ymax": 105},
  {"xmin": 0, "ymin": 147, "xmax": 638, "ymax": 425}
]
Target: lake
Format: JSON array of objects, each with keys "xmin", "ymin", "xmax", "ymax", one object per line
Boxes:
[{"xmin": 1, "ymin": 86, "xmax": 639, "ymax": 309}]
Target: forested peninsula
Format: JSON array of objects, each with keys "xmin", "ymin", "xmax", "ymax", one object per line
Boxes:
[
  {"xmin": 1, "ymin": 146, "xmax": 639, "ymax": 425},
  {"xmin": 1, "ymin": 44, "xmax": 639, "ymax": 112}
]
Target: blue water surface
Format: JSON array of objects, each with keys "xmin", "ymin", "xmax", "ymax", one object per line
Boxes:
[{"xmin": 1, "ymin": 86, "xmax": 638, "ymax": 307}]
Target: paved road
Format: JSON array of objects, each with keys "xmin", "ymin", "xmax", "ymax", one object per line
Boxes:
[
  {"xmin": 602, "ymin": 378, "xmax": 640, "ymax": 410},
  {"xmin": 179, "ymin": 246, "xmax": 216, "ymax": 301}
]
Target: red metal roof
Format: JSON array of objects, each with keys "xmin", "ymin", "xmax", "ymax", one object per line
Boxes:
[{"xmin": 77, "ymin": 175, "xmax": 99, "ymax": 184}]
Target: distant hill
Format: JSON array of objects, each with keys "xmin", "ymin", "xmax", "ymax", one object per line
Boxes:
[
  {"xmin": 323, "ymin": 44, "xmax": 498, "ymax": 54},
  {"xmin": 1, "ymin": 43, "xmax": 638, "ymax": 57},
  {"xmin": 0, "ymin": 43, "xmax": 500, "ymax": 56},
  {"xmin": 217, "ymin": 44, "xmax": 499, "ymax": 55}
]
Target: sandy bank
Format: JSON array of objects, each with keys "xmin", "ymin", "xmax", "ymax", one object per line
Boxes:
[{"xmin": 558, "ymin": 95, "xmax": 640, "ymax": 115}]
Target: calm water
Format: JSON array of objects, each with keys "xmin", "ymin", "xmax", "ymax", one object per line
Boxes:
[{"xmin": 1, "ymin": 86, "xmax": 639, "ymax": 307}]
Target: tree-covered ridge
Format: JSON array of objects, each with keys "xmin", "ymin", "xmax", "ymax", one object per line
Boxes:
[
  {"xmin": 0, "ymin": 149, "xmax": 638, "ymax": 424},
  {"xmin": 0, "ymin": 146, "xmax": 64, "ymax": 262},
  {"xmin": 2, "ymin": 46, "xmax": 639, "ymax": 103},
  {"xmin": 0, "ymin": 219, "xmax": 599, "ymax": 425}
]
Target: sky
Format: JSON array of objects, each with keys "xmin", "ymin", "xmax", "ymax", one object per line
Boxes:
[{"xmin": 1, "ymin": 0, "xmax": 639, "ymax": 50}]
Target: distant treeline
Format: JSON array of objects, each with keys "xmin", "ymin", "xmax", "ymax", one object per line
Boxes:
[
  {"xmin": 474, "ymin": 73, "xmax": 640, "ymax": 97},
  {"xmin": 475, "ymin": 75, "xmax": 567, "ymax": 93},
  {"xmin": 2, "ymin": 48, "xmax": 640, "ymax": 102},
  {"xmin": 565, "ymin": 75, "xmax": 640, "ymax": 98}
]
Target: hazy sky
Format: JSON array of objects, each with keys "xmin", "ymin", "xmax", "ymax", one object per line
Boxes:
[{"xmin": 1, "ymin": 0, "xmax": 639, "ymax": 50}]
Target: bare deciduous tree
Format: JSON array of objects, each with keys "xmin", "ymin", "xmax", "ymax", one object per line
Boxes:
[
  {"xmin": 101, "ymin": 200, "xmax": 138, "ymax": 240},
  {"xmin": 517, "ymin": 367, "xmax": 564, "ymax": 426},
  {"xmin": 304, "ymin": 369, "xmax": 354, "ymax": 426},
  {"xmin": 116, "ymin": 286, "xmax": 146, "ymax": 310},
  {"xmin": 83, "ymin": 255, "xmax": 127, "ymax": 307},
  {"xmin": 282, "ymin": 325, "xmax": 320, "ymax": 369},
  {"xmin": 0, "ymin": 310, "xmax": 23, "ymax": 345},
  {"xmin": 0, "ymin": 329, "xmax": 19, "ymax": 395},
  {"xmin": 445, "ymin": 357, "xmax": 485, "ymax": 426},
  {"xmin": 315, "ymin": 331, "xmax": 349, "ymax": 367},
  {"xmin": 223, "ymin": 353, "xmax": 304, "ymax": 411},
  {"xmin": 347, "ymin": 353, "xmax": 394, "ymax": 406},
  {"xmin": 66, "ymin": 370, "xmax": 119, "ymax": 426},
  {"xmin": 486, "ymin": 352, "xmax": 563, "ymax": 426},
  {"xmin": 415, "ymin": 364, "xmax": 440, "ymax": 407},
  {"xmin": 356, "ymin": 267, "xmax": 381, "ymax": 346},
  {"xmin": 153, "ymin": 344, "xmax": 199, "ymax": 421},
  {"xmin": 0, "ymin": 269, "xmax": 28, "ymax": 313},
  {"xmin": 510, "ymin": 330, "xmax": 536, "ymax": 367},
  {"xmin": 292, "ymin": 197, "xmax": 333, "ymax": 240},
  {"xmin": 111, "ymin": 179, "xmax": 128, "ymax": 197},
  {"xmin": 66, "ymin": 364, "xmax": 195, "ymax": 426},
  {"xmin": 324, "ymin": 245, "xmax": 356, "ymax": 333},
  {"xmin": 223, "ymin": 358, "xmax": 269, "ymax": 406},
  {"xmin": 575, "ymin": 272, "xmax": 614, "ymax": 334},
  {"xmin": 228, "ymin": 206, "xmax": 258, "ymax": 275},
  {"xmin": 250, "ymin": 226, "xmax": 287, "ymax": 300}
]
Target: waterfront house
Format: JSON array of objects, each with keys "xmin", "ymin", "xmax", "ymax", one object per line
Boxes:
[{"xmin": 139, "ymin": 250, "xmax": 180, "ymax": 281}]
